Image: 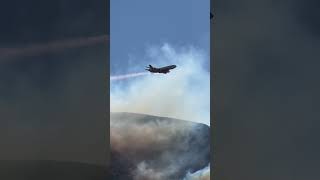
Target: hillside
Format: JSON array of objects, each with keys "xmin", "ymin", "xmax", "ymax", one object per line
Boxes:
[{"xmin": 110, "ymin": 112, "xmax": 210, "ymax": 180}]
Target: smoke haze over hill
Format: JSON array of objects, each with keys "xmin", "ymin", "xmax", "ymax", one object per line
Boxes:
[{"xmin": 110, "ymin": 112, "xmax": 210, "ymax": 180}]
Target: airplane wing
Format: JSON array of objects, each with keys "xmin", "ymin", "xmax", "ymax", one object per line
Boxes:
[{"xmin": 163, "ymin": 70, "xmax": 170, "ymax": 74}]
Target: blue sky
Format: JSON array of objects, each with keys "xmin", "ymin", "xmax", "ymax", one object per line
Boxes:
[{"xmin": 110, "ymin": 0, "xmax": 210, "ymax": 75}]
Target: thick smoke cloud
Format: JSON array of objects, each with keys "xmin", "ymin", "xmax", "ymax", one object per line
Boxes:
[
  {"xmin": 110, "ymin": 113, "xmax": 210, "ymax": 180},
  {"xmin": 110, "ymin": 43, "xmax": 210, "ymax": 126}
]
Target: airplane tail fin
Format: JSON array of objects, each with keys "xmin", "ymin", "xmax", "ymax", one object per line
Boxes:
[{"xmin": 149, "ymin": 65, "xmax": 153, "ymax": 68}]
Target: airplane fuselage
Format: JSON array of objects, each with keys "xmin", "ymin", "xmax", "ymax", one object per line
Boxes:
[{"xmin": 145, "ymin": 65, "xmax": 177, "ymax": 74}]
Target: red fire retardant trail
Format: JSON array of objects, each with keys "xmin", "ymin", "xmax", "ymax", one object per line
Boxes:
[
  {"xmin": 0, "ymin": 35, "xmax": 109, "ymax": 61},
  {"xmin": 110, "ymin": 72, "xmax": 149, "ymax": 81}
]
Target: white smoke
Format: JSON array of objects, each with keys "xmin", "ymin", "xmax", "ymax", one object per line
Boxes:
[
  {"xmin": 110, "ymin": 113, "xmax": 210, "ymax": 180},
  {"xmin": 133, "ymin": 161, "xmax": 180, "ymax": 180},
  {"xmin": 110, "ymin": 43, "xmax": 210, "ymax": 125},
  {"xmin": 184, "ymin": 164, "xmax": 210, "ymax": 180}
]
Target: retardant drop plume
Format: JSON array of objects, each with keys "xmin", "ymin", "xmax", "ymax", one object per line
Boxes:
[
  {"xmin": 0, "ymin": 35, "xmax": 108, "ymax": 62},
  {"xmin": 110, "ymin": 72, "xmax": 149, "ymax": 81}
]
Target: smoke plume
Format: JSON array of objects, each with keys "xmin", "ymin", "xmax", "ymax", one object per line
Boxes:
[
  {"xmin": 110, "ymin": 43, "xmax": 210, "ymax": 179},
  {"xmin": 184, "ymin": 164, "xmax": 210, "ymax": 180},
  {"xmin": 110, "ymin": 112, "xmax": 210, "ymax": 180},
  {"xmin": 110, "ymin": 43, "xmax": 210, "ymax": 125}
]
